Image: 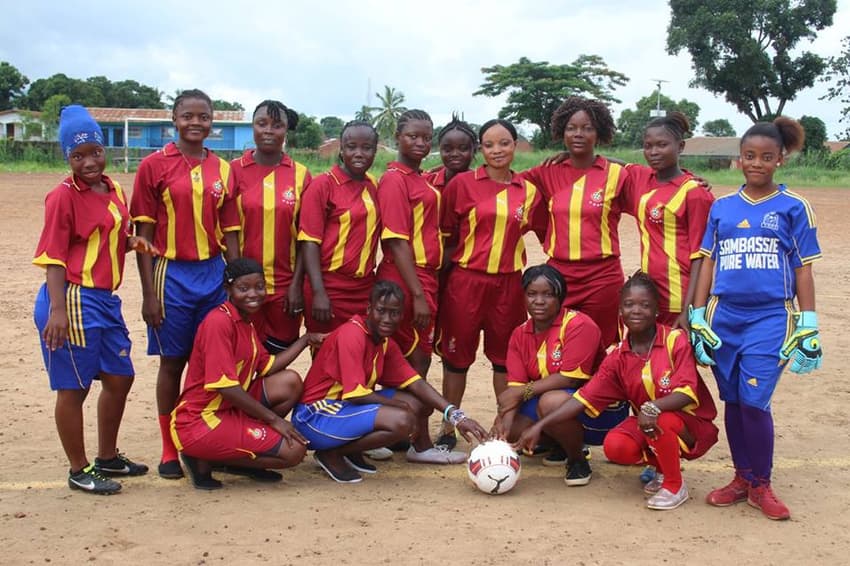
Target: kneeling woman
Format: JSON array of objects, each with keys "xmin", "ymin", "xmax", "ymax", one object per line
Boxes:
[
  {"xmin": 293, "ymin": 280, "xmax": 488, "ymax": 483},
  {"xmin": 171, "ymin": 258, "xmax": 321, "ymax": 489},
  {"xmin": 493, "ymin": 265, "xmax": 617, "ymax": 486},
  {"xmin": 516, "ymin": 272, "xmax": 718, "ymax": 510}
]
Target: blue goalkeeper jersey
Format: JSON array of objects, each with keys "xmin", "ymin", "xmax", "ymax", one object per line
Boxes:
[{"xmin": 699, "ymin": 184, "xmax": 821, "ymax": 306}]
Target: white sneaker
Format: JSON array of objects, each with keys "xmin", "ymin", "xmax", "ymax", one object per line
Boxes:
[
  {"xmin": 644, "ymin": 473, "xmax": 665, "ymax": 494},
  {"xmin": 406, "ymin": 445, "xmax": 467, "ymax": 465},
  {"xmin": 647, "ymin": 483, "xmax": 689, "ymax": 510},
  {"xmin": 363, "ymin": 447, "xmax": 394, "ymax": 461}
]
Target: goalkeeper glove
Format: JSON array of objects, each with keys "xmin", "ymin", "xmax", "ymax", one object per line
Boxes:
[
  {"xmin": 780, "ymin": 311, "xmax": 822, "ymax": 374},
  {"xmin": 688, "ymin": 305, "xmax": 722, "ymax": 366}
]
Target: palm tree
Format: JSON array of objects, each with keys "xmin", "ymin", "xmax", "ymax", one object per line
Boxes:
[
  {"xmin": 354, "ymin": 105, "xmax": 373, "ymax": 123},
  {"xmin": 370, "ymin": 86, "xmax": 407, "ymax": 146}
]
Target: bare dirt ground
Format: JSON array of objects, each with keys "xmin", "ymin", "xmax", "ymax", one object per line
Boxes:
[{"xmin": 0, "ymin": 172, "xmax": 848, "ymax": 565}]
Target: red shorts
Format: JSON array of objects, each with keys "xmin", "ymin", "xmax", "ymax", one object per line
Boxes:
[
  {"xmin": 605, "ymin": 413, "xmax": 718, "ymax": 461},
  {"xmin": 250, "ymin": 292, "xmax": 302, "ymax": 347},
  {"xmin": 436, "ymin": 268, "xmax": 525, "ymax": 369},
  {"xmin": 303, "ymin": 271, "xmax": 374, "ymax": 333},
  {"xmin": 376, "ymin": 260, "xmax": 438, "ymax": 356},
  {"xmin": 547, "ymin": 256, "xmax": 624, "ymax": 347},
  {"xmin": 173, "ymin": 379, "xmax": 283, "ymax": 461}
]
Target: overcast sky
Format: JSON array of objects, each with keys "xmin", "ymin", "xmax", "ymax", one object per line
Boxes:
[{"xmin": 3, "ymin": 0, "xmax": 848, "ymax": 139}]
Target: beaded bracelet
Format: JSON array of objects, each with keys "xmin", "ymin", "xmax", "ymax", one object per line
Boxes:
[
  {"xmin": 442, "ymin": 404, "xmax": 457, "ymax": 422},
  {"xmin": 448, "ymin": 408, "xmax": 468, "ymax": 427},
  {"xmin": 640, "ymin": 401, "xmax": 662, "ymax": 418},
  {"xmin": 522, "ymin": 382, "xmax": 535, "ymax": 402}
]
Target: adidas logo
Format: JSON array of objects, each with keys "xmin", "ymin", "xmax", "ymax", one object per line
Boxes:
[
  {"xmin": 737, "ymin": 219, "xmax": 751, "ymax": 228},
  {"xmin": 747, "ymin": 377, "xmax": 758, "ymax": 387}
]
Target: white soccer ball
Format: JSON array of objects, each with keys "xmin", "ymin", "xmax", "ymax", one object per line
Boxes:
[{"xmin": 467, "ymin": 440, "xmax": 521, "ymax": 495}]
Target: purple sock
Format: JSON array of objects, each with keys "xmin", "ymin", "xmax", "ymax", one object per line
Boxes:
[
  {"xmin": 740, "ymin": 404, "xmax": 774, "ymax": 485},
  {"xmin": 723, "ymin": 402, "xmax": 752, "ymax": 479}
]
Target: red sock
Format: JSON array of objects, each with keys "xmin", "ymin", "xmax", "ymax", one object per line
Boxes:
[
  {"xmin": 158, "ymin": 414, "xmax": 178, "ymax": 463},
  {"xmin": 648, "ymin": 413, "xmax": 685, "ymax": 492}
]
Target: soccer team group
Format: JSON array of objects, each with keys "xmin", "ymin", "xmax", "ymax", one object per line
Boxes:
[{"xmin": 33, "ymin": 89, "xmax": 823, "ymax": 520}]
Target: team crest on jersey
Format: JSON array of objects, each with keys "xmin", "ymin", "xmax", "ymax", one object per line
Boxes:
[
  {"xmin": 514, "ymin": 205, "xmax": 525, "ymax": 221},
  {"xmin": 589, "ymin": 189, "xmax": 604, "ymax": 207},
  {"xmin": 551, "ymin": 345, "xmax": 562, "ymax": 362},
  {"xmin": 659, "ymin": 374, "xmax": 671, "ymax": 389},
  {"xmin": 282, "ymin": 187, "xmax": 296, "ymax": 205},
  {"xmin": 247, "ymin": 427, "xmax": 267, "ymax": 440},
  {"xmin": 760, "ymin": 211, "xmax": 779, "ymax": 231},
  {"xmin": 447, "ymin": 337, "xmax": 457, "ymax": 353},
  {"xmin": 210, "ymin": 179, "xmax": 224, "ymax": 199},
  {"xmin": 649, "ymin": 203, "xmax": 664, "ymax": 223}
]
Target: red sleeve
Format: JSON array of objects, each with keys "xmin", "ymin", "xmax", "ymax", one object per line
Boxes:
[
  {"xmin": 505, "ymin": 326, "xmax": 530, "ymax": 386},
  {"xmin": 573, "ymin": 351, "xmax": 627, "ymax": 417},
  {"xmin": 33, "ymin": 186, "xmax": 73, "ymax": 268},
  {"xmin": 521, "ymin": 165, "xmax": 546, "ymax": 197},
  {"xmin": 297, "ymin": 175, "xmax": 329, "ymax": 243},
  {"xmin": 197, "ymin": 313, "xmax": 242, "ymax": 390},
  {"xmin": 684, "ymin": 188, "xmax": 715, "ymax": 259},
  {"xmin": 440, "ymin": 175, "xmax": 461, "ymax": 244},
  {"xmin": 378, "ymin": 339, "xmax": 421, "ymax": 388},
  {"xmin": 666, "ymin": 330, "xmax": 701, "ymax": 404},
  {"xmin": 558, "ymin": 316, "xmax": 602, "ymax": 380},
  {"xmin": 378, "ymin": 172, "xmax": 412, "ymax": 240},
  {"xmin": 219, "ymin": 162, "xmax": 240, "ymax": 231},
  {"xmin": 335, "ymin": 326, "xmax": 372, "ymax": 399},
  {"xmin": 620, "ymin": 163, "xmax": 650, "ymax": 217},
  {"xmin": 130, "ymin": 156, "xmax": 160, "ymax": 223}
]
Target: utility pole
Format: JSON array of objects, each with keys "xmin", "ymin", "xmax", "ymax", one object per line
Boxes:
[{"xmin": 650, "ymin": 79, "xmax": 669, "ymax": 118}]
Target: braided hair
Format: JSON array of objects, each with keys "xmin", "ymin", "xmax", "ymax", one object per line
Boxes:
[
  {"xmin": 740, "ymin": 116, "xmax": 805, "ymax": 155},
  {"xmin": 439, "ymin": 113, "xmax": 477, "ymax": 147},
  {"xmin": 645, "ymin": 111, "xmax": 690, "ymax": 142},
  {"xmin": 340, "ymin": 119, "xmax": 378, "ymax": 144},
  {"xmin": 550, "ymin": 96, "xmax": 615, "ymax": 145},
  {"xmin": 253, "ymin": 99, "xmax": 299, "ymax": 130},
  {"xmin": 223, "ymin": 257, "xmax": 264, "ymax": 285},
  {"xmin": 172, "ymin": 89, "xmax": 213, "ymax": 117},
  {"xmin": 620, "ymin": 270, "xmax": 660, "ymax": 304},
  {"xmin": 396, "ymin": 109, "xmax": 433, "ymax": 134},
  {"xmin": 522, "ymin": 264, "xmax": 567, "ymax": 305}
]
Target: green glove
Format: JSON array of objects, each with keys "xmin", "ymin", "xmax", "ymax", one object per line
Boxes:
[
  {"xmin": 688, "ymin": 305, "xmax": 722, "ymax": 366},
  {"xmin": 780, "ymin": 311, "xmax": 822, "ymax": 374}
]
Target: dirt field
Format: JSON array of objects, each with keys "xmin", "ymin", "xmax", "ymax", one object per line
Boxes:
[{"xmin": 0, "ymin": 171, "xmax": 848, "ymax": 565}]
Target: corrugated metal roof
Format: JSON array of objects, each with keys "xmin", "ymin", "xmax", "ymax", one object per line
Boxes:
[
  {"xmin": 681, "ymin": 136, "xmax": 740, "ymax": 157},
  {"xmin": 87, "ymin": 107, "xmax": 247, "ymax": 123}
]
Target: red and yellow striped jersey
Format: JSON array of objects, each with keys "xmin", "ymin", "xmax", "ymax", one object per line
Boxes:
[
  {"xmin": 424, "ymin": 166, "xmax": 450, "ymax": 192},
  {"xmin": 300, "ymin": 315, "xmax": 421, "ymax": 404},
  {"xmin": 505, "ymin": 307, "xmax": 605, "ymax": 386},
  {"xmin": 172, "ymin": 301, "xmax": 274, "ymax": 444},
  {"xmin": 232, "ymin": 150, "xmax": 311, "ymax": 295},
  {"xmin": 524, "ymin": 156, "xmax": 627, "ymax": 263},
  {"xmin": 33, "ymin": 175, "xmax": 131, "ymax": 290},
  {"xmin": 130, "ymin": 142, "xmax": 239, "ymax": 261},
  {"xmin": 377, "ymin": 161, "xmax": 443, "ymax": 269},
  {"xmin": 626, "ymin": 165, "xmax": 714, "ymax": 314},
  {"xmin": 298, "ymin": 165, "xmax": 379, "ymax": 279},
  {"xmin": 442, "ymin": 166, "xmax": 541, "ymax": 274}
]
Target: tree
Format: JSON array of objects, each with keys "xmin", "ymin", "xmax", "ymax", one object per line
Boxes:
[
  {"xmin": 212, "ymin": 99, "xmax": 245, "ymax": 111},
  {"xmin": 821, "ymin": 35, "xmax": 850, "ymax": 139},
  {"xmin": 370, "ymin": 86, "xmax": 407, "ymax": 146},
  {"xmin": 0, "ymin": 61, "xmax": 29, "ymax": 110},
  {"xmin": 799, "ymin": 115, "xmax": 828, "ymax": 154},
  {"xmin": 24, "ymin": 73, "xmax": 105, "ymax": 109},
  {"xmin": 320, "ymin": 116, "xmax": 345, "ymax": 139},
  {"xmin": 41, "ymin": 93, "xmax": 71, "ymax": 140},
  {"xmin": 287, "ymin": 113, "xmax": 324, "ymax": 149},
  {"xmin": 616, "ymin": 92, "xmax": 700, "ymax": 147},
  {"xmin": 667, "ymin": 0, "xmax": 837, "ymax": 122},
  {"xmin": 473, "ymin": 56, "xmax": 629, "ymax": 148},
  {"xmin": 354, "ymin": 105, "xmax": 373, "ymax": 123},
  {"xmin": 702, "ymin": 119, "xmax": 737, "ymax": 137}
]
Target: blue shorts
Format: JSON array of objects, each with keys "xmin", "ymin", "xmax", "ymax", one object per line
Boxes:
[
  {"xmin": 34, "ymin": 283, "xmax": 134, "ymax": 390},
  {"xmin": 292, "ymin": 389, "xmax": 396, "ymax": 451},
  {"xmin": 148, "ymin": 255, "xmax": 226, "ymax": 357},
  {"xmin": 707, "ymin": 298, "xmax": 792, "ymax": 410},
  {"xmin": 519, "ymin": 388, "xmax": 629, "ymax": 446}
]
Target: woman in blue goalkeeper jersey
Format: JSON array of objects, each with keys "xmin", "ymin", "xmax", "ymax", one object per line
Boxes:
[{"xmin": 690, "ymin": 116, "xmax": 822, "ymax": 521}]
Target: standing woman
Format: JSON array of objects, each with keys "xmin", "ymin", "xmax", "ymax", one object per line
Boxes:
[
  {"xmin": 299, "ymin": 120, "xmax": 380, "ymax": 334},
  {"xmin": 34, "ymin": 105, "xmax": 157, "ymax": 493},
  {"xmin": 435, "ymin": 119, "xmax": 540, "ymax": 448},
  {"xmin": 523, "ymin": 96, "xmax": 628, "ymax": 347},
  {"xmin": 232, "ymin": 100, "xmax": 311, "ymax": 353},
  {"xmin": 131, "ymin": 89, "xmax": 241, "ymax": 479},
  {"xmin": 691, "ymin": 117, "xmax": 822, "ymax": 520},
  {"xmin": 425, "ymin": 114, "xmax": 477, "ymax": 192},
  {"xmin": 627, "ymin": 112, "xmax": 714, "ymax": 328},
  {"xmin": 375, "ymin": 109, "xmax": 442, "ymax": 378}
]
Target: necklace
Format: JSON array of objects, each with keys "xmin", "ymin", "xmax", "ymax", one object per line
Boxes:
[
  {"xmin": 628, "ymin": 327, "xmax": 657, "ymax": 362},
  {"xmin": 178, "ymin": 145, "xmax": 206, "ymax": 183}
]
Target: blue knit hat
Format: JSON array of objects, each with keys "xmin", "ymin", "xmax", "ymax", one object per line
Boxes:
[{"xmin": 58, "ymin": 105, "xmax": 104, "ymax": 159}]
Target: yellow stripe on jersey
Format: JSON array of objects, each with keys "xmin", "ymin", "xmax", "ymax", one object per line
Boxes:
[
  {"xmin": 162, "ymin": 188, "xmax": 177, "ymax": 259},
  {"xmin": 81, "ymin": 229, "xmax": 99, "ymax": 288},
  {"xmin": 487, "ymin": 189, "xmax": 509, "ymax": 273},
  {"xmin": 357, "ymin": 188, "xmax": 378, "ymax": 277},
  {"xmin": 262, "ymin": 171, "xmax": 277, "ymax": 294},
  {"xmin": 599, "ymin": 164, "xmax": 622, "ymax": 257},
  {"xmin": 236, "ymin": 193, "xmax": 245, "ymax": 251},
  {"xmin": 785, "ymin": 190, "xmax": 818, "ymax": 228},
  {"xmin": 190, "ymin": 166, "xmax": 209, "ymax": 259},
  {"xmin": 65, "ymin": 284, "xmax": 85, "ymax": 347},
  {"xmin": 107, "ymin": 202, "xmax": 123, "ymax": 289},
  {"xmin": 637, "ymin": 189, "xmax": 656, "ymax": 274},
  {"xmin": 513, "ymin": 181, "xmax": 537, "ymax": 271},
  {"xmin": 663, "ymin": 181, "xmax": 698, "ymax": 312},
  {"xmin": 330, "ymin": 211, "xmax": 351, "ymax": 271},
  {"xmin": 536, "ymin": 340, "xmax": 548, "ymax": 380},
  {"xmin": 459, "ymin": 208, "xmax": 478, "ymax": 267},
  {"xmin": 640, "ymin": 359, "xmax": 656, "ymax": 400},
  {"xmin": 292, "ymin": 163, "xmax": 308, "ymax": 269},
  {"xmin": 398, "ymin": 375, "xmax": 421, "ymax": 389},
  {"xmin": 205, "ymin": 374, "xmax": 241, "ymax": 389},
  {"xmin": 411, "ymin": 202, "xmax": 426, "ymax": 266},
  {"xmin": 214, "ymin": 160, "xmax": 229, "ymax": 247},
  {"xmin": 573, "ymin": 390, "xmax": 600, "ymax": 418},
  {"xmin": 201, "ymin": 394, "xmax": 223, "ymax": 429},
  {"xmin": 568, "ymin": 176, "xmax": 586, "ymax": 260}
]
